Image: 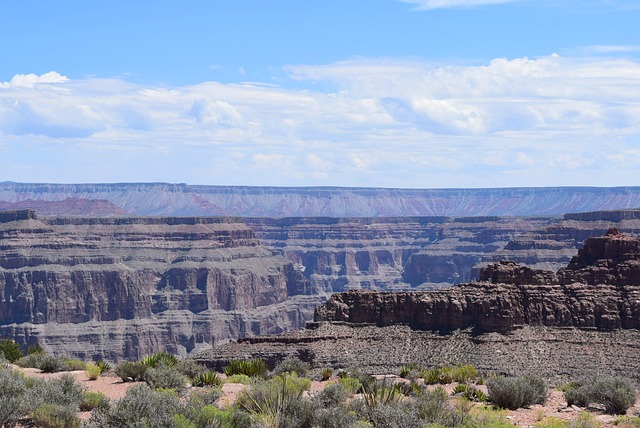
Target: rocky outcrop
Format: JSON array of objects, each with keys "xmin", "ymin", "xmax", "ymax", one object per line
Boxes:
[{"xmin": 0, "ymin": 211, "xmax": 321, "ymax": 361}]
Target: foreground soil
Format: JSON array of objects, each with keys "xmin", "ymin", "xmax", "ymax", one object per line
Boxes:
[{"xmin": 14, "ymin": 366, "xmax": 640, "ymax": 427}]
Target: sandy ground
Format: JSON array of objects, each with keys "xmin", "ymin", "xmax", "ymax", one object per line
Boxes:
[{"xmin": 13, "ymin": 366, "xmax": 640, "ymax": 427}]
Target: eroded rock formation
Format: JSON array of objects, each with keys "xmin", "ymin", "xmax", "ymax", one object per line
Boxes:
[
  {"xmin": 195, "ymin": 230, "xmax": 640, "ymax": 381},
  {"xmin": 0, "ymin": 210, "xmax": 321, "ymax": 361}
]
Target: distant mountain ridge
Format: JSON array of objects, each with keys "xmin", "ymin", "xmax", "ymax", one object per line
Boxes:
[{"xmin": 1, "ymin": 182, "xmax": 640, "ymax": 217}]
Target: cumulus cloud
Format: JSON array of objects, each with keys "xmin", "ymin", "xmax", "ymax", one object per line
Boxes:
[{"xmin": 1, "ymin": 55, "xmax": 640, "ymax": 187}]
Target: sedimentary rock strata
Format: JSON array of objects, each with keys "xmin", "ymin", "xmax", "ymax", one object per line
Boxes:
[
  {"xmin": 196, "ymin": 230, "xmax": 640, "ymax": 381},
  {"xmin": 0, "ymin": 210, "xmax": 321, "ymax": 361}
]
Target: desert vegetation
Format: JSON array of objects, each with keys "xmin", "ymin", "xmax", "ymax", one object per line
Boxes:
[{"xmin": 1, "ymin": 343, "xmax": 638, "ymax": 428}]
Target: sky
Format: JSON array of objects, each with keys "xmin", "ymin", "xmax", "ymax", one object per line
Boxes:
[{"xmin": 1, "ymin": 0, "xmax": 640, "ymax": 188}]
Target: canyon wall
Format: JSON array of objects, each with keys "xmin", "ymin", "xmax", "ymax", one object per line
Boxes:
[
  {"xmin": 196, "ymin": 230, "xmax": 640, "ymax": 382},
  {"xmin": 2, "ymin": 182, "xmax": 640, "ymax": 217},
  {"xmin": 0, "ymin": 210, "xmax": 321, "ymax": 361}
]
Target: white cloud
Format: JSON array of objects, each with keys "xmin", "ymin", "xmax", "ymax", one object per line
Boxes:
[
  {"xmin": 0, "ymin": 71, "xmax": 68, "ymax": 88},
  {"xmin": 1, "ymin": 56, "xmax": 640, "ymax": 187},
  {"xmin": 399, "ymin": 0, "xmax": 516, "ymax": 10}
]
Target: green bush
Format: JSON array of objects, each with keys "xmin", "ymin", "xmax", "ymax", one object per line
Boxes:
[
  {"xmin": 225, "ymin": 373, "xmax": 252, "ymax": 385},
  {"xmin": 96, "ymin": 359, "xmax": 111, "ymax": 374},
  {"xmin": 615, "ymin": 416, "xmax": 640, "ymax": 427},
  {"xmin": 15, "ymin": 352, "xmax": 46, "ymax": 369},
  {"xmin": 487, "ymin": 375, "xmax": 547, "ymax": 410},
  {"xmin": 114, "ymin": 361, "xmax": 148, "ymax": 382},
  {"xmin": 39, "ymin": 355, "xmax": 64, "ymax": 373},
  {"xmin": 31, "ymin": 403, "xmax": 81, "ymax": 428},
  {"xmin": 0, "ymin": 366, "xmax": 28, "ymax": 427},
  {"xmin": 224, "ymin": 358, "xmax": 268, "ymax": 378},
  {"xmin": 423, "ymin": 366, "xmax": 443, "ymax": 385},
  {"xmin": 338, "ymin": 377, "xmax": 363, "ymax": 395},
  {"xmin": 564, "ymin": 376, "xmax": 636, "ymax": 415},
  {"xmin": 273, "ymin": 356, "xmax": 310, "ymax": 377},
  {"xmin": 28, "ymin": 343, "xmax": 45, "ymax": 355},
  {"xmin": 86, "ymin": 363, "xmax": 101, "ymax": 380},
  {"xmin": 362, "ymin": 378, "xmax": 404, "ymax": 409},
  {"xmin": 175, "ymin": 359, "xmax": 208, "ymax": 380},
  {"xmin": 464, "ymin": 385, "xmax": 488, "ymax": 402},
  {"xmin": 61, "ymin": 358, "xmax": 86, "ymax": 372},
  {"xmin": 144, "ymin": 363, "xmax": 187, "ymax": 390},
  {"xmin": 453, "ymin": 364, "xmax": 478, "ymax": 383},
  {"xmin": 86, "ymin": 385, "xmax": 181, "ymax": 428},
  {"xmin": 80, "ymin": 391, "xmax": 110, "ymax": 411},
  {"xmin": 314, "ymin": 382, "xmax": 348, "ymax": 408},
  {"xmin": 141, "ymin": 351, "xmax": 179, "ymax": 368},
  {"xmin": 535, "ymin": 416, "xmax": 567, "ymax": 428},
  {"xmin": 192, "ymin": 371, "xmax": 222, "ymax": 387},
  {"xmin": 236, "ymin": 373, "xmax": 310, "ymax": 427},
  {"xmin": 26, "ymin": 373, "xmax": 84, "ymax": 411},
  {"xmin": 0, "ymin": 340, "xmax": 23, "ymax": 363}
]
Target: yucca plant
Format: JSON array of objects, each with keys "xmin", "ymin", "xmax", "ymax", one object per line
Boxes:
[
  {"xmin": 224, "ymin": 358, "xmax": 268, "ymax": 378},
  {"xmin": 96, "ymin": 359, "xmax": 111, "ymax": 374},
  {"xmin": 192, "ymin": 371, "xmax": 222, "ymax": 387},
  {"xmin": 141, "ymin": 351, "xmax": 178, "ymax": 368},
  {"xmin": 361, "ymin": 378, "xmax": 404, "ymax": 409}
]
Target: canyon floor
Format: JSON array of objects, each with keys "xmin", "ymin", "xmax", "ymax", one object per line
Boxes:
[{"xmin": 13, "ymin": 365, "xmax": 640, "ymax": 427}]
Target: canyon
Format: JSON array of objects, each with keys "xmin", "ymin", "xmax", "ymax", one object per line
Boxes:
[
  {"xmin": 1, "ymin": 206, "xmax": 640, "ymax": 365},
  {"xmin": 196, "ymin": 229, "xmax": 640, "ymax": 383}
]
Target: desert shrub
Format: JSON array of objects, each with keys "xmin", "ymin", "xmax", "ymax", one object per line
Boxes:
[
  {"xmin": 114, "ymin": 361, "xmax": 148, "ymax": 382},
  {"xmin": 0, "ymin": 339, "xmax": 23, "ymax": 363},
  {"xmin": 453, "ymin": 384, "xmax": 468, "ymax": 394},
  {"xmin": 536, "ymin": 417, "xmax": 568, "ymax": 428},
  {"xmin": 399, "ymin": 362, "xmax": 423, "ymax": 379},
  {"xmin": 362, "ymin": 378, "xmax": 404, "ymax": 409},
  {"xmin": 236, "ymin": 373, "xmax": 309, "ymax": 427},
  {"xmin": 273, "ymin": 355, "xmax": 310, "ymax": 377},
  {"xmin": 0, "ymin": 366, "xmax": 28, "ymax": 427},
  {"xmin": 314, "ymin": 406, "xmax": 358, "ymax": 428},
  {"xmin": 564, "ymin": 376, "xmax": 636, "ymax": 415},
  {"xmin": 192, "ymin": 371, "xmax": 222, "ymax": 387},
  {"xmin": 96, "ymin": 359, "xmax": 111, "ymax": 374},
  {"xmin": 15, "ymin": 352, "xmax": 46, "ymax": 369},
  {"xmin": 338, "ymin": 376, "xmax": 363, "ymax": 395},
  {"xmin": 26, "ymin": 373, "xmax": 84, "ymax": 411},
  {"xmin": 144, "ymin": 363, "xmax": 188, "ymax": 390},
  {"xmin": 39, "ymin": 354, "xmax": 64, "ymax": 373},
  {"xmin": 453, "ymin": 364, "xmax": 478, "ymax": 383},
  {"xmin": 487, "ymin": 375, "xmax": 547, "ymax": 410},
  {"xmin": 314, "ymin": 382, "xmax": 348, "ymax": 408},
  {"xmin": 31, "ymin": 403, "xmax": 81, "ymax": 428},
  {"xmin": 80, "ymin": 391, "xmax": 110, "ymax": 411},
  {"xmin": 86, "ymin": 363, "xmax": 101, "ymax": 380},
  {"xmin": 225, "ymin": 373, "xmax": 252, "ymax": 385},
  {"xmin": 321, "ymin": 368, "xmax": 333, "ymax": 381},
  {"xmin": 189, "ymin": 387, "xmax": 222, "ymax": 406},
  {"xmin": 423, "ymin": 366, "xmax": 443, "ymax": 385},
  {"xmin": 60, "ymin": 358, "xmax": 86, "ymax": 371},
  {"xmin": 141, "ymin": 351, "xmax": 179, "ymax": 368},
  {"xmin": 464, "ymin": 385, "xmax": 488, "ymax": 402},
  {"xmin": 175, "ymin": 359, "xmax": 208, "ymax": 380},
  {"xmin": 224, "ymin": 358, "xmax": 268, "ymax": 378},
  {"xmin": 28, "ymin": 343, "xmax": 45, "ymax": 355},
  {"xmin": 368, "ymin": 401, "xmax": 430, "ymax": 428},
  {"xmin": 86, "ymin": 385, "xmax": 181, "ymax": 428},
  {"xmin": 615, "ymin": 416, "xmax": 640, "ymax": 427},
  {"xmin": 567, "ymin": 411, "xmax": 602, "ymax": 428}
]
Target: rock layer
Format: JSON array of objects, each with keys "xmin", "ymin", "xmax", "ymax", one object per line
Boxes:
[
  {"xmin": 0, "ymin": 210, "xmax": 321, "ymax": 361},
  {"xmin": 196, "ymin": 230, "xmax": 640, "ymax": 382}
]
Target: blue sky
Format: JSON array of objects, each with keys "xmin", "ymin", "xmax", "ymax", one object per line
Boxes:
[{"xmin": 1, "ymin": 0, "xmax": 640, "ymax": 188}]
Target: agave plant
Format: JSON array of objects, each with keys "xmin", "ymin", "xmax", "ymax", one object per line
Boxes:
[
  {"xmin": 140, "ymin": 351, "xmax": 178, "ymax": 368},
  {"xmin": 362, "ymin": 378, "xmax": 404, "ymax": 409},
  {"xmin": 192, "ymin": 371, "xmax": 222, "ymax": 387}
]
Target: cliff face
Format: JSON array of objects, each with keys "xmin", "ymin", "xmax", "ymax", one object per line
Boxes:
[
  {"xmin": 245, "ymin": 216, "xmax": 556, "ymax": 290},
  {"xmin": 196, "ymin": 230, "xmax": 640, "ymax": 382},
  {"xmin": 0, "ymin": 210, "xmax": 320, "ymax": 361},
  {"xmin": 2, "ymin": 182, "xmax": 640, "ymax": 217},
  {"xmin": 315, "ymin": 229, "xmax": 640, "ymax": 332}
]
